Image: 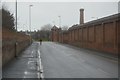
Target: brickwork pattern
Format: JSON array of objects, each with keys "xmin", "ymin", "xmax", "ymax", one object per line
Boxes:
[{"xmin": 51, "ymin": 14, "xmax": 119, "ymax": 55}]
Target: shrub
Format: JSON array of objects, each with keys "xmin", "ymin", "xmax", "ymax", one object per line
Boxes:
[{"xmin": 1, "ymin": 7, "xmax": 15, "ymax": 31}]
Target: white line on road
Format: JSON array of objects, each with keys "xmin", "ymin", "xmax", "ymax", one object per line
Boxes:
[{"xmin": 37, "ymin": 43, "xmax": 44, "ymax": 79}]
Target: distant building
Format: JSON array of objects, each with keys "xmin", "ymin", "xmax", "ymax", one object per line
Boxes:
[{"xmin": 51, "ymin": 25, "xmax": 59, "ymax": 42}]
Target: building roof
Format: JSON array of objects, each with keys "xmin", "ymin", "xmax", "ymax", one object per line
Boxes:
[
  {"xmin": 81, "ymin": 13, "xmax": 119, "ymax": 27},
  {"xmin": 68, "ymin": 13, "xmax": 119, "ymax": 30},
  {"xmin": 68, "ymin": 24, "xmax": 79, "ymax": 30},
  {"xmin": 51, "ymin": 25, "xmax": 59, "ymax": 30}
]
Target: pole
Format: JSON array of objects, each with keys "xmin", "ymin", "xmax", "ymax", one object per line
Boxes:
[
  {"xmin": 15, "ymin": 0, "xmax": 17, "ymax": 57},
  {"xmin": 29, "ymin": 5, "xmax": 33, "ymax": 44},
  {"xmin": 58, "ymin": 16, "xmax": 61, "ymax": 28},
  {"xmin": 16, "ymin": 0, "xmax": 17, "ymax": 31},
  {"xmin": 29, "ymin": 5, "xmax": 31, "ymax": 43}
]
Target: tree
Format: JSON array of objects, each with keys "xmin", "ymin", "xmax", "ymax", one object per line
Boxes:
[
  {"xmin": 41, "ymin": 24, "xmax": 52, "ymax": 31},
  {"xmin": 1, "ymin": 7, "xmax": 15, "ymax": 30},
  {"xmin": 61, "ymin": 25, "xmax": 69, "ymax": 30}
]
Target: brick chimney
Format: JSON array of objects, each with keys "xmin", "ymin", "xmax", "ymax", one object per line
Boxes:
[{"xmin": 80, "ymin": 8, "xmax": 84, "ymax": 25}]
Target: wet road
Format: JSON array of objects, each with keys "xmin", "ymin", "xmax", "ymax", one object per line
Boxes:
[
  {"xmin": 3, "ymin": 42, "xmax": 118, "ymax": 78},
  {"xmin": 40, "ymin": 42, "xmax": 118, "ymax": 78}
]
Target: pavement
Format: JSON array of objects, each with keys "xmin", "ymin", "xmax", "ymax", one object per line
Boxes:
[
  {"xmin": 0, "ymin": 49, "xmax": 2, "ymax": 80},
  {"xmin": 2, "ymin": 42, "xmax": 118, "ymax": 79},
  {"xmin": 2, "ymin": 42, "xmax": 43, "ymax": 79},
  {"xmin": 0, "ymin": 70, "xmax": 1, "ymax": 80}
]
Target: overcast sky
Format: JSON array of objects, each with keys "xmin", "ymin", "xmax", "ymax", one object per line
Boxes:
[{"xmin": 2, "ymin": 0, "xmax": 119, "ymax": 31}]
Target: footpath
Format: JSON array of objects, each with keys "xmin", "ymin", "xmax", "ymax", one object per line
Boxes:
[{"xmin": 2, "ymin": 42, "xmax": 43, "ymax": 80}]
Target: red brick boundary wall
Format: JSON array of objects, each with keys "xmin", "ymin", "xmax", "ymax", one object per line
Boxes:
[
  {"xmin": 2, "ymin": 28, "xmax": 31, "ymax": 66},
  {"xmin": 51, "ymin": 13, "xmax": 119, "ymax": 55}
]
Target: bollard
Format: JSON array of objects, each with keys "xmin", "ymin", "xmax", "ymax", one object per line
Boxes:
[{"xmin": 15, "ymin": 42, "xmax": 18, "ymax": 57}]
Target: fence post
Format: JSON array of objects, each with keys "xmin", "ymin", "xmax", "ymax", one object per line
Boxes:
[{"xmin": 15, "ymin": 42, "xmax": 18, "ymax": 57}]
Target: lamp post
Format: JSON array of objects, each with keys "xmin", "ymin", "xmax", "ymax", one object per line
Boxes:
[
  {"xmin": 15, "ymin": 0, "xmax": 17, "ymax": 57},
  {"xmin": 52, "ymin": 21, "xmax": 55, "ymax": 25},
  {"xmin": 16, "ymin": 0, "xmax": 17, "ymax": 31},
  {"xmin": 91, "ymin": 17, "xmax": 98, "ymax": 20},
  {"xmin": 29, "ymin": 5, "xmax": 33, "ymax": 44},
  {"xmin": 58, "ymin": 16, "xmax": 61, "ymax": 28},
  {"xmin": 58, "ymin": 16, "xmax": 62, "ymax": 42}
]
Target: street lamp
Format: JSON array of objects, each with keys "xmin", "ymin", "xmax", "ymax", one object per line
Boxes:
[
  {"xmin": 52, "ymin": 21, "xmax": 55, "ymax": 26},
  {"xmin": 16, "ymin": 0, "xmax": 17, "ymax": 31},
  {"xmin": 29, "ymin": 5, "xmax": 33, "ymax": 44},
  {"xmin": 15, "ymin": 0, "xmax": 17, "ymax": 57},
  {"xmin": 91, "ymin": 17, "xmax": 98, "ymax": 20},
  {"xmin": 58, "ymin": 16, "xmax": 61, "ymax": 28}
]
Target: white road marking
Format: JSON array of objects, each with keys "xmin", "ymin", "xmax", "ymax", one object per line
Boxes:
[{"xmin": 37, "ymin": 43, "xmax": 44, "ymax": 79}]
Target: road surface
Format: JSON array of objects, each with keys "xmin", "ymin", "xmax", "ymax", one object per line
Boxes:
[
  {"xmin": 3, "ymin": 42, "xmax": 118, "ymax": 79},
  {"xmin": 40, "ymin": 42, "xmax": 118, "ymax": 78}
]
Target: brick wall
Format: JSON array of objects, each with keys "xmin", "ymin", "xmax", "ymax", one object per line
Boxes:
[
  {"xmin": 117, "ymin": 15, "xmax": 120, "ymax": 55},
  {"xmin": 51, "ymin": 13, "xmax": 119, "ymax": 55},
  {"xmin": 2, "ymin": 28, "xmax": 31, "ymax": 66},
  {"xmin": 0, "ymin": 28, "xmax": 1, "ymax": 68}
]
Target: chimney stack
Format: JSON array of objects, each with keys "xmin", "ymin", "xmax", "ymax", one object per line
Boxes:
[{"xmin": 80, "ymin": 8, "xmax": 84, "ymax": 25}]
